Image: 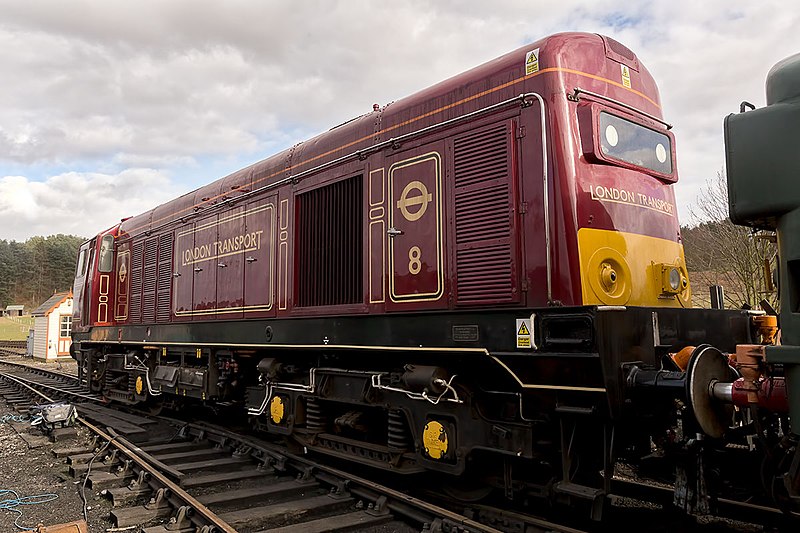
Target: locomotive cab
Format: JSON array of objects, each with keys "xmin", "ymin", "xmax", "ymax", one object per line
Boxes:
[
  {"xmin": 71, "ymin": 225, "xmax": 120, "ymax": 389},
  {"xmin": 568, "ymin": 45, "xmax": 691, "ymax": 308},
  {"xmin": 72, "ymin": 226, "xmax": 119, "ymax": 332}
]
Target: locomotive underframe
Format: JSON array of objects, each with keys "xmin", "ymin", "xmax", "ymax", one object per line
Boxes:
[{"xmin": 72, "ymin": 305, "xmax": 757, "ymax": 515}]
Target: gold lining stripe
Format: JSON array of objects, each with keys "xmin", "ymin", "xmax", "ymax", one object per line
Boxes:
[
  {"xmin": 126, "ymin": 65, "xmax": 660, "ymax": 235},
  {"xmin": 174, "ymin": 201, "xmax": 276, "ymax": 316},
  {"xmin": 490, "ymin": 356, "xmax": 606, "ymax": 393},
  {"xmin": 368, "ymin": 219, "xmax": 386, "ymax": 303},
  {"xmin": 114, "ymin": 250, "xmax": 130, "ymax": 321},
  {"xmin": 388, "ymin": 152, "xmax": 444, "ymax": 302},
  {"xmin": 174, "ymin": 305, "xmax": 274, "ymax": 316},
  {"xmin": 82, "ymin": 339, "xmax": 490, "ymax": 353}
]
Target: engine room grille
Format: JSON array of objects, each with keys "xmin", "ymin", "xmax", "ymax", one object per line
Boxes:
[
  {"xmin": 128, "ymin": 234, "xmax": 173, "ymax": 324},
  {"xmin": 295, "ymin": 175, "xmax": 363, "ymax": 307},
  {"xmin": 142, "ymin": 238, "xmax": 158, "ymax": 322},
  {"xmin": 156, "ymin": 234, "xmax": 173, "ymax": 322},
  {"xmin": 453, "ymin": 122, "xmax": 517, "ymax": 305},
  {"xmin": 129, "ymin": 241, "xmax": 144, "ymax": 322}
]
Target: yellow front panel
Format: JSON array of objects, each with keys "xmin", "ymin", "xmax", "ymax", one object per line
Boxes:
[{"xmin": 577, "ymin": 228, "xmax": 691, "ymax": 307}]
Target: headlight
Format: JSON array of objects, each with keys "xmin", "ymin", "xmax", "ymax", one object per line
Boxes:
[
  {"xmin": 605, "ymin": 124, "xmax": 619, "ymax": 147},
  {"xmin": 655, "ymin": 143, "xmax": 667, "ymax": 163},
  {"xmin": 659, "ymin": 264, "xmax": 686, "ymax": 295},
  {"xmin": 669, "ymin": 267, "xmax": 681, "ymax": 291}
]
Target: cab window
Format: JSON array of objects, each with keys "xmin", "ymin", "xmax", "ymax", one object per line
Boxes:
[
  {"xmin": 75, "ymin": 248, "xmax": 87, "ymax": 277},
  {"xmin": 599, "ymin": 111, "xmax": 673, "ymax": 175},
  {"xmin": 98, "ymin": 235, "xmax": 115, "ymax": 273}
]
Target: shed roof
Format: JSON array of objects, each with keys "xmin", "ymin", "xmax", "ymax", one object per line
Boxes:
[
  {"xmin": 5, "ymin": 305, "xmax": 24, "ymax": 311},
  {"xmin": 31, "ymin": 292, "xmax": 71, "ymax": 317}
]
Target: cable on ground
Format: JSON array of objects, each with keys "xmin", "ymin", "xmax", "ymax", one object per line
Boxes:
[
  {"xmin": 0, "ymin": 414, "xmax": 28, "ymax": 424},
  {"xmin": 0, "ymin": 489, "xmax": 59, "ymax": 530}
]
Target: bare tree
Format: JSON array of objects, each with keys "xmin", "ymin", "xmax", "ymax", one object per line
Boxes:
[{"xmin": 683, "ymin": 172, "xmax": 777, "ymax": 309}]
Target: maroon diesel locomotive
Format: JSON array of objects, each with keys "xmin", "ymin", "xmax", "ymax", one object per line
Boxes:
[{"xmin": 72, "ymin": 32, "xmax": 779, "ymax": 518}]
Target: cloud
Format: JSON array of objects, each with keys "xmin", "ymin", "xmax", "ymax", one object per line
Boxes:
[
  {"xmin": 0, "ymin": 1, "xmax": 798, "ymax": 239},
  {"xmin": 0, "ymin": 170, "xmax": 181, "ymax": 241}
]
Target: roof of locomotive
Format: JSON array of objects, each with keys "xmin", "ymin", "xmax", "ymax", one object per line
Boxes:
[{"xmin": 118, "ymin": 31, "xmax": 653, "ymax": 240}]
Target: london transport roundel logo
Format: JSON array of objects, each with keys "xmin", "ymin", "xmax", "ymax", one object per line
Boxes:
[{"xmin": 396, "ymin": 180, "xmax": 433, "ymax": 222}]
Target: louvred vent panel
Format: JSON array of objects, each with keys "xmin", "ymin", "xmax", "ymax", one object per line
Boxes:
[
  {"xmin": 129, "ymin": 241, "xmax": 144, "ymax": 323},
  {"xmin": 157, "ymin": 234, "xmax": 173, "ymax": 322},
  {"xmin": 454, "ymin": 122, "xmax": 517, "ymax": 305},
  {"xmin": 142, "ymin": 238, "xmax": 158, "ymax": 322}
]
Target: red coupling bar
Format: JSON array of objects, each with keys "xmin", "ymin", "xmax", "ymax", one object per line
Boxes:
[{"xmin": 714, "ymin": 377, "xmax": 790, "ymax": 413}]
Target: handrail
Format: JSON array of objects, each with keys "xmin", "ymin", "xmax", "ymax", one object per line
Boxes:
[{"xmin": 117, "ymin": 92, "xmax": 544, "ymax": 243}]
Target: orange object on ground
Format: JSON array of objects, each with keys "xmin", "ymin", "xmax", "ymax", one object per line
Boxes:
[{"xmin": 34, "ymin": 521, "xmax": 88, "ymax": 533}]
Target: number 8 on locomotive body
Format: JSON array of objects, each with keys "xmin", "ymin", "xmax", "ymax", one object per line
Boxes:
[{"xmin": 71, "ymin": 32, "xmax": 784, "ymax": 518}]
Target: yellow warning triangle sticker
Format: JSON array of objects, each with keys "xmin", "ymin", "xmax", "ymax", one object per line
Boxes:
[{"xmin": 517, "ymin": 322, "xmax": 530, "ymax": 335}]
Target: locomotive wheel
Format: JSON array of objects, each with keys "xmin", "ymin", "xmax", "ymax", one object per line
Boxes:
[
  {"xmin": 146, "ymin": 401, "xmax": 164, "ymax": 416},
  {"xmin": 441, "ymin": 476, "xmax": 494, "ymax": 502}
]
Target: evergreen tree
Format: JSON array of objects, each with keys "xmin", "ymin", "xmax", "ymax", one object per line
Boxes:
[{"xmin": 0, "ymin": 234, "xmax": 85, "ymax": 309}]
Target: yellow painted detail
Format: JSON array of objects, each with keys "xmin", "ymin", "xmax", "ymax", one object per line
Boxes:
[
  {"xmin": 422, "ymin": 420, "xmax": 449, "ymax": 460},
  {"xmin": 270, "ymin": 396, "xmax": 285, "ymax": 424},
  {"xmin": 134, "ymin": 376, "xmax": 144, "ymax": 395},
  {"xmin": 578, "ymin": 228, "xmax": 691, "ymax": 307}
]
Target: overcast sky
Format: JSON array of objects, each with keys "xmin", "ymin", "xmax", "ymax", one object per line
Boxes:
[{"xmin": 0, "ymin": 1, "xmax": 797, "ymax": 241}]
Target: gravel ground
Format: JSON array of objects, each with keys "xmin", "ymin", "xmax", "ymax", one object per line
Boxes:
[{"xmin": 0, "ymin": 355, "xmax": 115, "ymax": 532}]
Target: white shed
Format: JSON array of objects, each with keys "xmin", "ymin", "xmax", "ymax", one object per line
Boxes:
[
  {"xmin": 31, "ymin": 292, "xmax": 73, "ymax": 361},
  {"xmin": 4, "ymin": 304, "xmax": 24, "ymax": 317}
]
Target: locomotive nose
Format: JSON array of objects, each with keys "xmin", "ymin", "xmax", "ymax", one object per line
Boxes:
[{"xmin": 578, "ymin": 228, "xmax": 690, "ymax": 307}]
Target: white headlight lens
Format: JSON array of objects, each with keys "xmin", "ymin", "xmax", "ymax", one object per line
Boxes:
[
  {"xmin": 655, "ymin": 143, "xmax": 667, "ymax": 163},
  {"xmin": 605, "ymin": 125, "xmax": 619, "ymax": 147},
  {"xmin": 669, "ymin": 268, "xmax": 681, "ymax": 291}
]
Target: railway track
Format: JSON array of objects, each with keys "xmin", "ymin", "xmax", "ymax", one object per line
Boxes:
[
  {"xmin": 0, "ymin": 357, "xmax": 792, "ymax": 532},
  {"xmin": 0, "ymin": 358, "xmax": 104, "ymax": 407},
  {"xmin": 0, "ymin": 339, "xmax": 27, "ymax": 356},
  {"xmin": 0, "ymin": 358, "xmax": 586, "ymax": 533},
  {"xmin": 0, "ymin": 356, "xmax": 787, "ymax": 532}
]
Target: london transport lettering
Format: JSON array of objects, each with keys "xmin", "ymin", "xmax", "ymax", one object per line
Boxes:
[
  {"xmin": 182, "ymin": 230, "xmax": 265, "ymax": 266},
  {"xmin": 589, "ymin": 185, "xmax": 674, "ymax": 216}
]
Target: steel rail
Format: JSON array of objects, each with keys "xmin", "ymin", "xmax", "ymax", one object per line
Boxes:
[
  {"xmin": 187, "ymin": 421, "xmax": 505, "ymax": 533},
  {"xmin": 0, "ymin": 371, "xmax": 236, "ymax": 532},
  {"xmin": 0, "ymin": 363, "xmax": 503, "ymax": 531},
  {"xmin": 80, "ymin": 419, "xmax": 237, "ymax": 533},
  {"xmin": 0, "ymin": 363, "xmax": 101, "ymax": 403},
  {"xmin": 0, "ymin": 372, "xmax": 57, "ymax": 403},
  {"xmin": 0, "ymin": 359, "xmax": 83, "ymax": 382}
]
